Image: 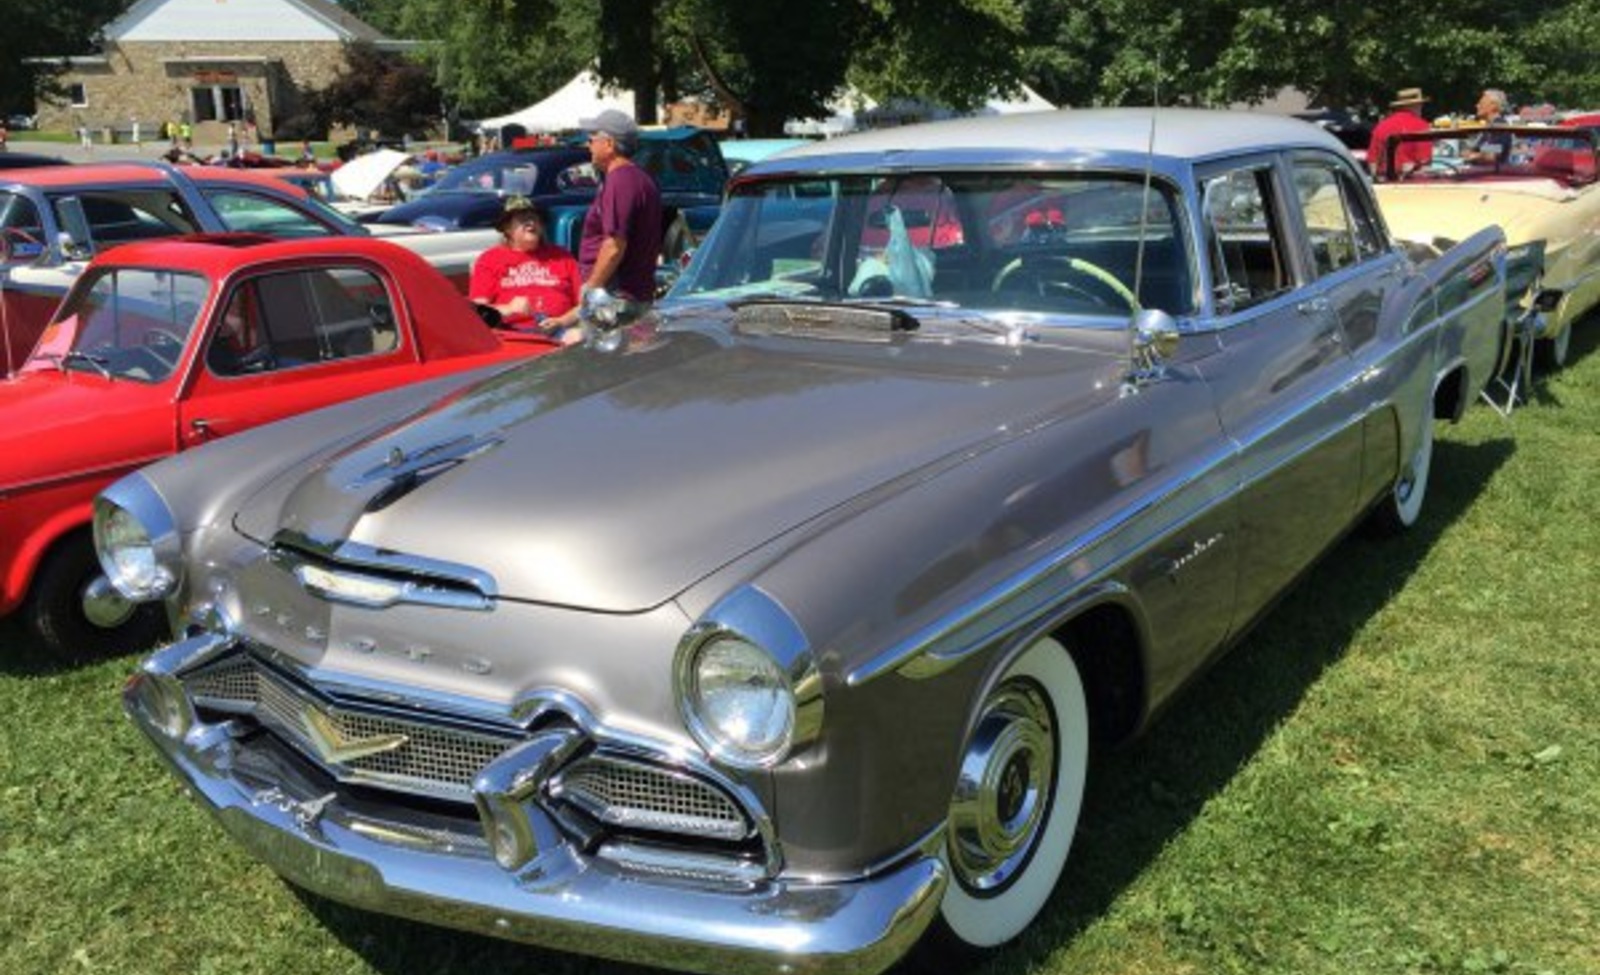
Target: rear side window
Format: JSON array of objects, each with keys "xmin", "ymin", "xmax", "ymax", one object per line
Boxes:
[
  {"xmin": 206, "ymin": 267, "xmax": 397, "ymax": 376},
  {"xmin": 1292, "ymin": 159, "xmax": 1385, "ymax": 275}
]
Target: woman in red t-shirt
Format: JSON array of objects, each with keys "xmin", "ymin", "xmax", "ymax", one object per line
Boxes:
[{"xmin": 470, "ymin": 196, "xmax": 582, "ymax": 339}]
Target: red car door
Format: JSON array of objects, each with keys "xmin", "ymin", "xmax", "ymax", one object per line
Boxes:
[{"xmin": 176, "ymin": 263, "xmax": 420, "ymax": 447}]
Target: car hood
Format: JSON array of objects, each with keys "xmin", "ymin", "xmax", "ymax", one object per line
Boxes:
[
  {"xmin": 0, "ymin": 372, "xmax": 172, "ymax": 489},
  {"xmin": 233, "ymin": 320, "xmax": 1125, "ymax": 612},
  {"xmin": 1377, "ymin": 180, "xmax": 1579, "ymax": 248}
]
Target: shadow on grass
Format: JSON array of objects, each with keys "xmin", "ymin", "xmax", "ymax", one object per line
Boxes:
[
  {"xmin": 985, "ymin": 431, "xmax": 1517, "ymax": 972},
  {"xmin": 150, "ymin": 433, "xmax": 1517, "ymax": 975}
]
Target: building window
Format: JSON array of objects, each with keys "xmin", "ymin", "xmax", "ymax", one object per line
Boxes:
[
  {"xmin": 191, "ymin": 85, "xmax": 246, "ymax": 123},
  {"xmin": 68, "ymin": 83, "xmax": 87, "ymax": 107}
]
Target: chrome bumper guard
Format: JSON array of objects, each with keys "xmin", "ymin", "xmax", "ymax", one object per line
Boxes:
[{"xmin": 124, "ymin": 634, "xmax": 948, "ymax": 975}]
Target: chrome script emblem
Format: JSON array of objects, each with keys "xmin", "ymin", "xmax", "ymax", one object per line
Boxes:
[{"xmin": 300, "ymin": 708, "xmax": 409, "ymax": 764}]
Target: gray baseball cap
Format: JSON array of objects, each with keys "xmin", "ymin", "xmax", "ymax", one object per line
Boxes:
[{"xmin": 581, "ymin": 109, "xmax": 639, "ymax": 154}]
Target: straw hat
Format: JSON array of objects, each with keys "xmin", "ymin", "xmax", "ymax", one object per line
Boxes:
[{"xmin": 1391, "ymin": 87, "xmax": 1429, "ymax": 107}]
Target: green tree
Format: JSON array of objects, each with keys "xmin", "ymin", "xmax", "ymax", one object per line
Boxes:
[
  {"xmin": 306, "ymin": 40, "xmax": 444, "ymax": 138},
  {"xmin": 0, "ymin": 0, "xmax": 134, "ymax": 114}
]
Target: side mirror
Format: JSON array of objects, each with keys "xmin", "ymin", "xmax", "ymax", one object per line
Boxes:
[
  {"xmin": 55, "ymin": 197, "xmax": 95, "ymax": 261},
  {"xmin": 1125, "ymin": 308, "xmax": 1180, "ymax": 392}
]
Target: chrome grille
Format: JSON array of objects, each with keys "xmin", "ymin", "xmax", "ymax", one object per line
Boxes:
[
  {"xmin": 185, "ymin": 655, "xmax": 517, "ymax": 802},
  {"xmin": 555, "ymin": 757, "xmax": 750, "ymax": 841}
]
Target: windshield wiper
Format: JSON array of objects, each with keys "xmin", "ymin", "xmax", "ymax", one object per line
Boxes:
[{"xmin": 62, "ymin": 350, "xmax": 112, "ymax": 379}]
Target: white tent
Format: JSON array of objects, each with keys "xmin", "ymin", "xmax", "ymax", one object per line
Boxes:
[{"xmin": 476, "ymin": 71, "xmax": 635, "ymax": 134}]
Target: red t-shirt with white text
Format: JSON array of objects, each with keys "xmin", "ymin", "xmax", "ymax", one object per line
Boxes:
[{"xmin": 469, "ymin": 243, "xmax": 582, "ymax": 327}]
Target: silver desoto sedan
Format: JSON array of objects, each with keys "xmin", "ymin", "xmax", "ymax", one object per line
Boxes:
[{"xmin": 98, "ymin": 109, "xmax": 1506, "ymax": 974}]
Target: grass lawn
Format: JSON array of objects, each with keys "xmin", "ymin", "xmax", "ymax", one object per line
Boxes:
[{"xmin": 1, "ymin": 329, "xmax": 1595, "ymax": 975}]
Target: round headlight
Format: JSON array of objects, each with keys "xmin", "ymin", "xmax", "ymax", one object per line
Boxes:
[
  {"xmin": 93, "ymin": 477, "xmax": 180, "ymax": 602},
  {"xmin": 682, "ymin": 634, "xmax": 795, "ymax": 768}
]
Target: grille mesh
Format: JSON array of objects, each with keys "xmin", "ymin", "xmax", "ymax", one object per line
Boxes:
[
  {"xmin": 184, "ymin": 653, "xmax": 754, "ymax": 843},
  {"xmin": 558, "ymin": 758, "xmax": 749, "ymax": 840},
  {"xmin": 186, "ymin": 656, "xmax": 514, "ymax": 800}
]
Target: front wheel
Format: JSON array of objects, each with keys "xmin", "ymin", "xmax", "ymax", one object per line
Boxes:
[
  {"xmin": 931, "ymin": 635, "xmax": 1089, "ymax": 952},
  {"xmin": 23, "ymin": 535, "xmax": 167, "ymax": 661}
]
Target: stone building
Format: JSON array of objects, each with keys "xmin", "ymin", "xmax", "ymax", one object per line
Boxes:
[{"xmin": 33, "ymin": 0, "xmax": 413, "ymax": 143}]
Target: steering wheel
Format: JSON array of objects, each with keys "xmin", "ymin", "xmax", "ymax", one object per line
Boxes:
[
  {"xmin": 142, "ymin": 328, "xmax": 186, "ymax": 370},
  {"xmin": 992, "ymin": 255, "xmax": 1141, "ymax": 312}
]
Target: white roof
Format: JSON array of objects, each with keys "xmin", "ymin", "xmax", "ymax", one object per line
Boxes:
[
  {"xmin": 477, "ymin": 71, "xmax": 635, "ymax": 134},
  {"xmin": 106, "ymin": 0, "xmax": 385, "ymax": 43}
]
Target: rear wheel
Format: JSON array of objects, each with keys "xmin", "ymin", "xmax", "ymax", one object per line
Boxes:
[
  {"xmin": 1368, "ymin": 406, "xmax": 1435, "ymax": 535},
  {"xmin": 23, "ymin": 535, "xmax": 166, "ymax": 661},
  {"xmin": 929, "ymin": 636, "xmax": 1088, "ymax": 953}
]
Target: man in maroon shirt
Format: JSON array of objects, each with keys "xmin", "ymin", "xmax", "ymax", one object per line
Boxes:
[
  {"xmin": 1368, "ymin": 88, "xmax": 1434, "ymax": 181},
  {"xmin": 577, "ymin": 110, "xmax": 662, "ymax": 312}
]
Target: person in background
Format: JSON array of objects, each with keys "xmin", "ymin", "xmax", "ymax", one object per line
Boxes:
[
  {"xmin": 1462, "ymin": 88, "xmax": 1514, "ymax": 165},
  {"xmin": 1367, "ymin": 87, "xmax": 1433, "ymax": 180},
  {"xmin": 576, "ymin": 109, "xmax": 662, "ymax": 313},
  {"xmin": 178, "ymin": 120, "xmax": 192, "ymax": 150},
  {"xmin": 0, "ymin": 121, "xmax": 8, "ymax": 152},
  {"xmin": 470, "ymin": 196, "xmax": 583, "ymax": 342}
]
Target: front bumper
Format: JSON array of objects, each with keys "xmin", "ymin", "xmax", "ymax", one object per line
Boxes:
[{"xmin": 123, "ymin": 639, "xmax": 947, "ymax": 975}]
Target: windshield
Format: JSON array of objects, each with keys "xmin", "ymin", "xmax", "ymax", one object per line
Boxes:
[
  {"xmin": 26, "ymin": 267, "xmax": 209, "ymax": 383},
  {"xmin": 431, "ymin": 160, "xmax": 542, "ymax": 195},
  {"xmin": 671, "ymin": 171, "xmax": 1193, "ymax": 319}
]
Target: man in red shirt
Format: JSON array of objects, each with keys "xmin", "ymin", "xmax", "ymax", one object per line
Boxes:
[{"xmin": 1368, "ymin": 88, "xmax": 1434, "ymax": 181}]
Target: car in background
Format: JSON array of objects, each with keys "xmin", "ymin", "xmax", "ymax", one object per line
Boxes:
[
  {"xmin": 718, "ymin": 137, "xmax": 809, "ymax": 177},
  {"xmin": 0, "ymin": 234, "xmax": 559, "ymax": 659},
  {"xmin": 1374, "ymin": 124, "xmax": 1600, "ymax": 369},
  {"xmin": 104, "ymin": 109, "xmax": 1504, "ymax": 974},
  {"xmin": 0, "ymin": 151, "xmax": 68, "ymax": 169},
  {"xmin": 371, "ymin": 128, "xmax": 729, "ymax": 263},
  {"xmin": 0, "ymin": 161, "xmax": 490, "ymax": 375},
  {"xmin": 6, "ymin": 113, "xmax": 37, "ymax": 131}
]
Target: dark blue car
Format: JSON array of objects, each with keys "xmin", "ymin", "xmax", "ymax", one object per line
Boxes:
[{"xmin": 369, "ymin": 128, "xmax": 728, "ymax": 262}]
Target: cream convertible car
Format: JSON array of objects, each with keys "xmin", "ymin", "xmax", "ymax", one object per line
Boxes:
[
  {"xmin": 1374, "ymin": 124, "xmax": 1600, "ymax": 369},
  {"xmin": 100, "ymin": 110, "xmax": 1505, "ymax": 974}
]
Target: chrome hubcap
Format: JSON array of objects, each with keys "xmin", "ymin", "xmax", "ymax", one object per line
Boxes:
[{"xmin": 948, "ymin": 680, "xmax": 1055, "ymax": 893}]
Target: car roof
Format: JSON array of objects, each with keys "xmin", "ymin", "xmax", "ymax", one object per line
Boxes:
[
  {"xmin": 94, "ymin": 235, "xmax": 504, "ymax": 358},
  {"xmin": 0, "ymin": 162, "xmax": 316, "ymax": 199},
  {"xmin": 768, "ymin": 108, "xmax": 1346, "ymax": 167}
]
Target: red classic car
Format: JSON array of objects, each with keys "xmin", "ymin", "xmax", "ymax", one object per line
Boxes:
[
  {"xmin": 1, "ymin": 161, "xmax": 488, "ymax": 375},
  {"xmin": 0, "ymin": 234, "xmax": 557, "ymax": 658}
]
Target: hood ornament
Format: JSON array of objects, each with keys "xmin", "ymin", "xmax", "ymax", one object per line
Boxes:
[{"xmin": 349, "ymin": 431, "xmax": 503, "ymax": 513}]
